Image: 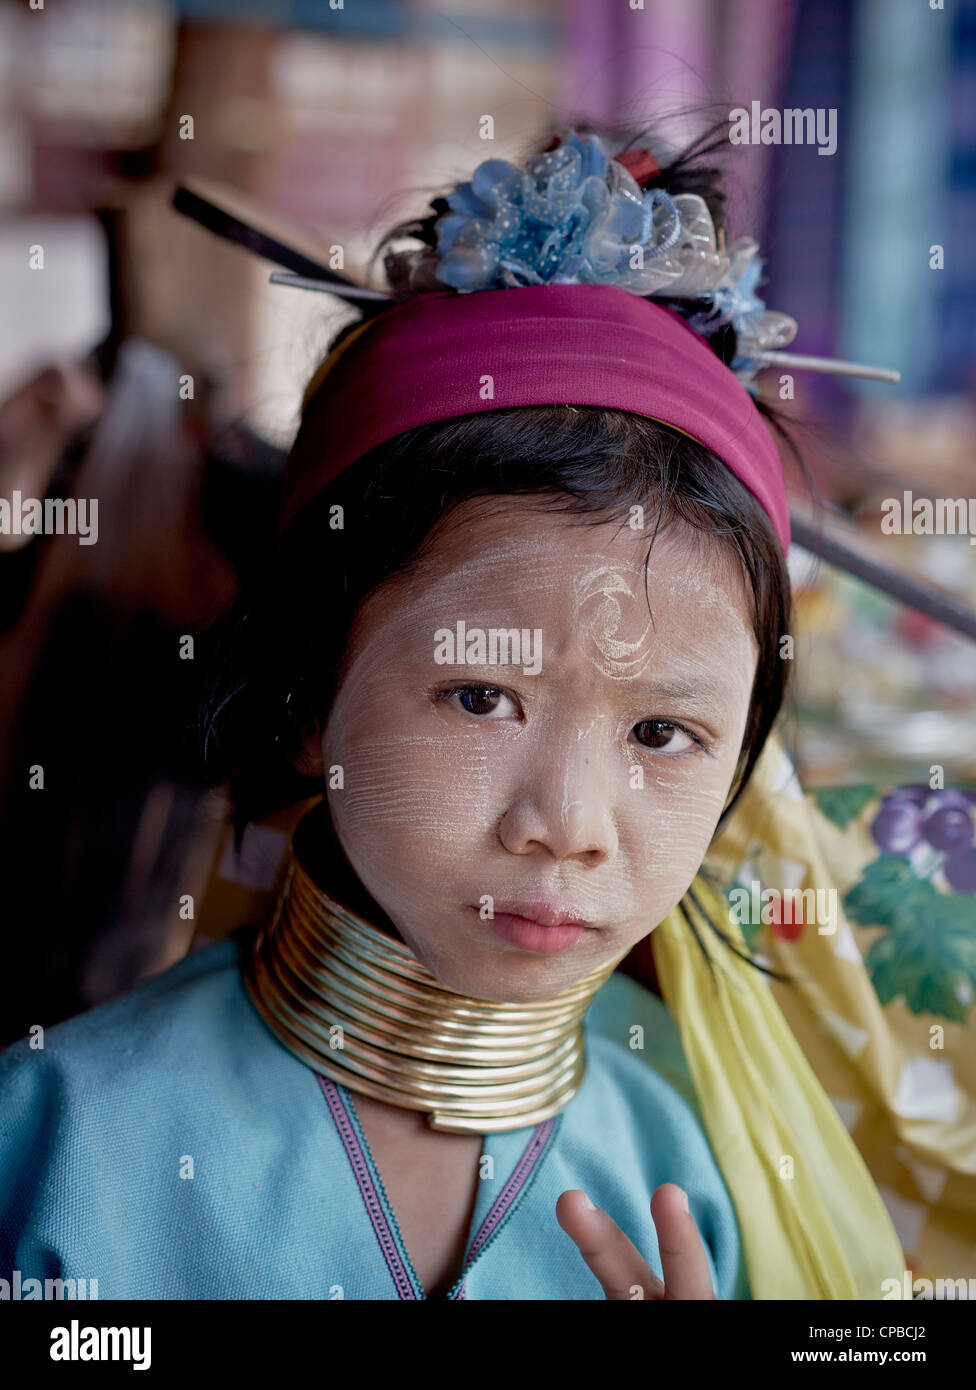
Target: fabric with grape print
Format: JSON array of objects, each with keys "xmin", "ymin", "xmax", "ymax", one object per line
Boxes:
[
  {"xmin": 870, "ymin": 786, "xmax": 976, "ymax": 894},
  {"xmin": 701, "ymin": 734, "xmax": 976, "ymax": 1297}
]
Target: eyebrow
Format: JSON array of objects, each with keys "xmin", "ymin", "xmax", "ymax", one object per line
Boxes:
[{"xmin": 634, "ymin": 678, "xmax": 725, "ymax": 710}]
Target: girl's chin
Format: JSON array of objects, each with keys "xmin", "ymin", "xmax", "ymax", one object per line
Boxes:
[{"xmin": 421, "ymin": 948, "xmax": 606, "ymax": 1005}]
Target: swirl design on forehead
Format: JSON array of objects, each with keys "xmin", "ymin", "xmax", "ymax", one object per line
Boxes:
[{"xmin": 572, "ymin": 563, "xmax": 654, "ymax": 678}]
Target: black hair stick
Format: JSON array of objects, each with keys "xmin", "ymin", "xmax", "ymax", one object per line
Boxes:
[{"xmin": 170, "ymin": 182, "xmax": 389, "ymax": 314}]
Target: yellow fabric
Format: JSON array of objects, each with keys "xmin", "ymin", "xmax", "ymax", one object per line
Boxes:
[
  {"xmin": 652, "ymin": 872, "xmax": 905, "ymax": 1299},
  {"xmin": 193, "ymin": 730, "xmax": 976, "ymax": 1299}
]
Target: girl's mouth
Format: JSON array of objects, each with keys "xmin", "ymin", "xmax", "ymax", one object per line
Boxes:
[{"xmin": 471, "ymin": 903, "xmax": 592, "ymax": 955}]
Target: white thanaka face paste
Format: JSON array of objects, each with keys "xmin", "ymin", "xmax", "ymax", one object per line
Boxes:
[
  {"xmin": 572, "ymin": 563, "xmax": 655, "ymax": 679},
  {"xmin": 318, "ymin": 497, "xmax": 759, "ymax": 1003}
]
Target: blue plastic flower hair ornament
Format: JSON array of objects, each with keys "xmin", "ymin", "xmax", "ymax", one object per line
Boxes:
[{"xmin": 407, "ymin": 129, "xmax": 798, "ymax": 385}]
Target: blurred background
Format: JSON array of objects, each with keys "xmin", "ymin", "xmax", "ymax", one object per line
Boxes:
[{"xmin": 0, "ymin": 0, "xmax": 974, "ymax": 1042}]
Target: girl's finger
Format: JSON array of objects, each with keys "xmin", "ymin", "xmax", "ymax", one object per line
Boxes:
[
  {"xmin": 556, "ymin": 1189, "xmax": 666, "ymax": 1300},
  {"xmin": 650, "ymin": 1184, "xmax": 717, "ymax": 1300}
]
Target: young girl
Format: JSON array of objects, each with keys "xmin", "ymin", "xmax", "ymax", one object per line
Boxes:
[{"xmin": 0, "ymin": 121, "xmax": 907, "ymax": 1300}]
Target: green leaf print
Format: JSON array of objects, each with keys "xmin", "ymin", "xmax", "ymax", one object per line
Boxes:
[
  {"xmin": 810, "ymin": 784, "xmax": 879, "ymax": 829},
  {"xmin": 845, "ymin": 860, "xmax": 976, "ymax": 1021},
  {"xmin": 843, "ymin": 857, "xmax": 931, "ymax": 930}
]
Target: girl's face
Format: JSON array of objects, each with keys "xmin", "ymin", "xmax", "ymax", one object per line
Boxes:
[{"xmin": 312, "ymin": 496, "xmax": 759, "ymax": 1003}]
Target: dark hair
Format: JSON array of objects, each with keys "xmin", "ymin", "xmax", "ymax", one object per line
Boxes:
[{"xmin": 199, "ymin": 115, "xmax": 819, "ymax": 990}]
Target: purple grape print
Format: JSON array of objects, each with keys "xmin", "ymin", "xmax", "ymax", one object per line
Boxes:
[
  {"xmin": 885, "ymin": 786, "xmax": 929, "ymax": 808},
  {"xmin": 930, "ymin": 789, "xmax": 976, "ymax": 814},
  {"xmin": 944, "ymin": 849, "xmax": 976, "ymax": 894},
  {"xmin": 870, "ymin": 800, "xmax": 923, "ymax": 855},
  {"xmin": 922, "ymin": 807, "xmax": 975, "ymax": 853}
]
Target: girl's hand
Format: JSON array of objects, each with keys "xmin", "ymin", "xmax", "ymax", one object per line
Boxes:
[{"xmin": 556, "ymin": 1184, "xmax": 717, "ymax": 1300}]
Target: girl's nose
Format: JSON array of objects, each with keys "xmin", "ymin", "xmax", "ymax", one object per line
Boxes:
[{"xmin": 497, "ymin": 737, "xmax": 619, "ymax": 865}]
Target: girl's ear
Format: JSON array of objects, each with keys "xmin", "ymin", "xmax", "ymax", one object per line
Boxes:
[
  {"xmin": 292, "ymin": 729, "xmax": 325, "ymax": 780},
  {"xmin": 277, "ymin": 681, "xmax": 325, "ymax": 780}
]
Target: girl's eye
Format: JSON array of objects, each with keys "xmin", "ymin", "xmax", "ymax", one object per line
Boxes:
[
  {"xmin": 442, "ymin": 685, "xmax": 519, "ymax": 719},
  {"xmin": 632, "ymin": 719, "xmax": 700, "ymax": 755}
]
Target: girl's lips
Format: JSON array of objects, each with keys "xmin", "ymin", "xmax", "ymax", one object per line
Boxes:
[
  {"xmin": 476, "ymin": 909, "xmax": 590, "ymax": 955},
  {"xmin": 490, "ymin": 900, "xmax": 591, "ymax": 928}
]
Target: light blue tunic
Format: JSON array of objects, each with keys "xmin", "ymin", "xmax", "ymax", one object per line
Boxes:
[{"xmin": 0, "ymin": 933, "xmax": 751, "ymax": 1300}]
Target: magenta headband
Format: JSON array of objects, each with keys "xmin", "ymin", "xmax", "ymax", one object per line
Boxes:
[{"xmin": 281, "ymin": 283, "xmax": 791, "ymax": 553}]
